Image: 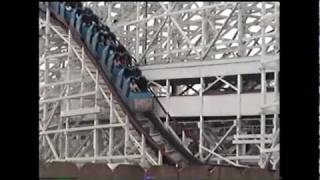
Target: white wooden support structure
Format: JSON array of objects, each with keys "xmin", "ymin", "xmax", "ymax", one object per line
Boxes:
[{"xmin": 40, "ymin": 2, "xmax": 280, "ymax": 169}]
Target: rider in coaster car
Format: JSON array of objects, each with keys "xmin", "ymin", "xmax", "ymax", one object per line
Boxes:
[
  {"xmin": 95, "ymin": 23, "xmax": 106, "ymax": 34},
  {"xmin": 83, "ymin": 7, "xmax": 93, "ymax": 15},
  {"xmin": 82, "ymin": 13, "xmax": 98, "ymax": 25},
  {"xmin": 116, "ymin": 45, "xmax": 133, "ymax": 67},
  {"xmin": 77, "ymin": 14, "xmax": 93, "ymax": 37},
  {"xmin": 135, "ymin": 76, "xmax": 148, "ymax": 92},
  {"xmin": 71, "ymin": 8, "xmax": 83, "ymax": 27},
  {"xmin": 89, "ymin": 14, "xmax": 99, "ymax": 25},
  {"xmin": 101, "ymin": 24, "xmax": 110, "ymax": 33},
  {"xmin": 131, "ymin": 67, "xmax": 142, "ymax": 77},
  {"xmin": 94, "ymin": 23, "xmax": 111, "ymax": 46},
  {"xmin": 103, "ymin": 33, "xmax": 116, "ymax": 58},
  {"xmin": 81, "ymin": 15, "xmax": 92, "ymax": 29},
  {"xmin": 102, "ymin": 32, "xmax": 116, "ymax": 56},
  {"xmin": 75, "ymin": 7, "xmax": 91, "ymax": 20},
  {"xmin": 114, "ymin": 54, "xmax": 123, "ymax": 69},
  {"xmin": 116, "ymin": 45, "xmax": 130, "ymax": 67},
  {"xmin": 97, "ymin": 33, "xmax": 106, "ymax": 50},
  {"xmin": 123, "ymin": 53, "xmax": 132, "ymax": 67},
  {"xmin": 116, "ymin": 45, "xmax": 126, "ymax": 59},
  {"xmin": 129, "ymin": 78, "xmax": 141, "ymax": 93},
  {"xmin": 75, "ymin": 8, "xmax": 83, "ymax": 18},
  {"xmin": 116, "ymin": 45, "xmax": 126, "ymax": 54},
  {"xmin": 105, "ymin": 32, "xmax": 116, "ymax": 45}
]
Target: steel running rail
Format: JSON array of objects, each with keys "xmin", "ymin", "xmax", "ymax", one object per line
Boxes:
[{"xmin": 147, "ymin": 88, "xmax": 201, "ymax": 159}]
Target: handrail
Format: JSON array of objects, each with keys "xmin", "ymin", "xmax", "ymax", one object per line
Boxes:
[
  {"xmin": 148, "ymin": 87, "xmax": 179, "ymax": 129},
  {"xmin": 148, "ymin": 88, "xmax": 200, "ymax": 149}
]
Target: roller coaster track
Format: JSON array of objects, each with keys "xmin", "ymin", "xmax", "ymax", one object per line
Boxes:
[{"xmin": 39, "ymin": 3, "xmax": 201, "ymax": 167}]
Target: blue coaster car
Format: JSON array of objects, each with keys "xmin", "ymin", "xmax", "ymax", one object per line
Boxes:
[
  {"xmin": 100, "ymin": 45, "xmax": 115, "ymax": 78},
  {"xmin": 79, "ymin": 15, "xmax": 96, "ymax": 41},
  {"xmin": 121, "ymin": 77, "xmax": 153, "ymax": 112},
  {"xmin": 128, "ymin": 92, "xmax": 153, "ymax": 112},
  {"xmin": 92, "ymin": 32, "xmax": 112, "ymax": 59},
  {"xmin": 59, "ymin": 2, "xmax": 66, "ymax": 19},
  {"xmin": 96, "ymin": 41, "xmax": 106, "ymax": 59},
  {"xmin": 63, "ymin": 3, "xmax": 77, "ymax": 24},
  {"xmin": 85, "ymin": 24, "xmax": 101, "ymax": 51},
  {"xmin": 115, "ymin": 68, "xmax": 134, "ymax": 93},
  {"xmin": 69, "ymin": 8, "xmax": 83, "ymax": 30},
  {"xmin": 80, "ymin": 22, "xmax": 91, "ymax": 40},
  {"xmin": 75, "ymin": 14, "xmax": 85, "ymax": 34},
  {"xmin": 112, "ymin": 65, "xmax": 123, "ymax": 81},
  {"xmin": 110, "ymin": 57, "xmax": 124, "ymax": 81},
  {"xmin": 70, "ymin": 8, "xmax": 93, "ymax": 34},
  {"xmin": 91, "ymin": 31, "xmax": 102, "ymax": 57},
  {"xmin": 107, "ymin": 53, "xmax": 116, "ymax": 76},
  {"xmin": 99, "ymin": 45, "xmax": 113, "ymax": 65}
]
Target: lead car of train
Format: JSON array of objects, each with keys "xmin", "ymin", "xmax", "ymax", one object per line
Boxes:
[{"xmin": 47, "ymin": 2, "xmax": 153, "ymax": 112}]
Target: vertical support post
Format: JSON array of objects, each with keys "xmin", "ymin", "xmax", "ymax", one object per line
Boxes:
[
  {"xmin": 107, "ymin": 2, "xmax": 112, "ymax": 25},
  {"xmin": 124, "ymin": 25, "xmax": 129, "ymax": 50},
  {"xmin": 42, "ymin": 135, "xmax": 47, "ymax": 159},
  {"xmin": 58, "ymin": 113, "xmax": 63, "ymax": 158},
  {"xmin": 136, "ymin": 2, "xmax": 140, "ymax": 61},
  {"xmin": 237, "ymin": 3, "xmax": 245, "ymax": 57},
  {"xmin": 141, "ymin": 134, "xmax": 145, "ymax": 163},
  {"xmin": 65, "ymin": 29, "xmax": 72, "ymax": 160},
  {"xmin": 182, "ymin": 130, "xmax": 186, "ymax": 146},
  {"xmin": 158, "ymin": 149, "xmax": 163, "ymax": 165},
  {"xmin": 165, "ymin": 79, "xmax": 170, "ymax": 127},
  {"xmin": 64, "ymin": 118, "xmax": 69, "ymax": 159},
  {"xmin": 261, "ymin": 73, "xmax": 266, "ymax": 149},
  {"xmin": 108, "ymin": 94, "xmax": 114, "ymax": 160},
  {"xmin": 153, "ymin": 18, "xmax": 158, "ymax": 63},
  {"xmin": 124, "ymin": 115, "xmax": 129, "ymax": 159},
  {"xmin": 260, "ymin": 2, "xmax": 267, "ymax": 151},
  {"xmin": 43, "ymin": 4, "xmax": 50, "ymax": 158},
  {"xmin": 201, "ymin": 3, "xmax": 207, "ymax": 60},
  {"xmin": 80, "ymin": 47, "xmax": 84, "ymax": 108},
  {"xmin": 59, "ymin": 51, "xmax": 65, "ymax": 158},
  {"xmin": 45, "ymin": 4, "xmax": 50, "ymax": 48},
  {"xmin": 236, "ymin": 74, "xmax": 242, "ymax": 164},
  {"xmin": 143, "ymin": 1, "xmax": 148, "ymax": 65},
  {"xmin": 273, "ymin": 1, "xmax": 280, "ymax": 136},
  {"xmin": 199, "ymin": 77, "xmax": 204, "ymax": 160},
  {"xmin": 211, "ymin": 5, "xmax": 216, "ymax": 60},
  {"xmin": 167, "ymin": 2, "xmax": 171, "ymax": 63},
  {"xmin": 273, "ymin": 71, "xmax": 279, "ymax": 134},
  {"xmin": 93, "ymin": 70, "xmax": 99, "ymax": 161},
  {"xmin": 275, "ymin": 2, "xmax": 280, "ymax": 53}
]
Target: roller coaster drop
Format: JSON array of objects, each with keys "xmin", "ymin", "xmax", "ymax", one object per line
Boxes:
[
  {"xmin": 39, "ymin": 1, "xmax": 208, "ymax": 168},
  {"xmin": 39, "ymin": 2, "xmax": 275, "ymax": 169}
]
